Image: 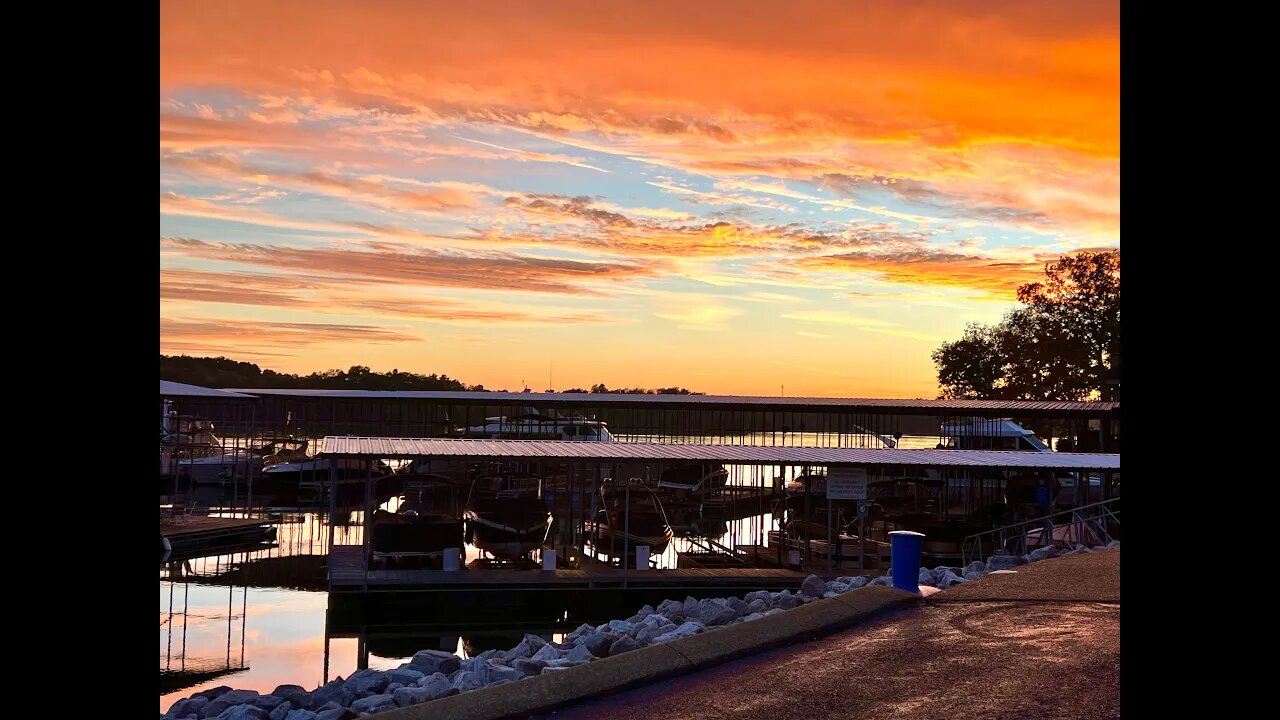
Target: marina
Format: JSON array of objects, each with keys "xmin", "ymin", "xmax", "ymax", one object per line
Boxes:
[{"xmin": 159, "ymin": 382, "xmax": 1121, "ymax": 711}]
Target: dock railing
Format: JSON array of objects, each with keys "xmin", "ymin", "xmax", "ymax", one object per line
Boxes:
[{"xmin": 961, "ymin": 498, "xmax": 1121, "ymax": 568}]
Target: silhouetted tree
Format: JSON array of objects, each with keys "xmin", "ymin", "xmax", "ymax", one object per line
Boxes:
[{"xmin": 932, "ymin": 250, "xmax": 1120, "ymax": 401}]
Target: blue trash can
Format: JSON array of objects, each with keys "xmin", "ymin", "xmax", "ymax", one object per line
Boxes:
[{"xmin": 888, "ymin": 530, "xmax": 926, "ymax": 593}]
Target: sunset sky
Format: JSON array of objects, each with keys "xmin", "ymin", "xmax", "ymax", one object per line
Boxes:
[{"xmin": 159, "ymin": 0, "xmax": 1119, "ymax": 397}]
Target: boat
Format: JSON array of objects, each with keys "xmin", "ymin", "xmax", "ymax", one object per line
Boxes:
[
  {"xmin": 370, "ymin": 507, "xmax": 465, "ymax": 560},
  {"xmin": 656, "ymin": 463, "xmax": 728, "ymax": 497},
  {"xmin": 453, "ymin": 408, "xmax": 616, "ymax": 441},
  {"xmin": 261, "ymin": 457, "xmax": 389, "ymax": 486},
  {"xmin": 587, "ymin": 480, "xmax": 674, "ymax": 566},
  {"xmin": 175, "ymin": 439, "xmax": 308, "ymax": 486},
  {"xmin": 936, "ymin": 417, "xmax": 1103, "ymax": 506},
  {"xmin": 463, "ymin": 471, "xmax": 553, "ymax": 560}
]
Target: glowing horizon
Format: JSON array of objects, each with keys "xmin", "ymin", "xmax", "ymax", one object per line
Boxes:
[{"xmin": 159, "ymin": 0, "xmax": 1119, "ymax": 397}]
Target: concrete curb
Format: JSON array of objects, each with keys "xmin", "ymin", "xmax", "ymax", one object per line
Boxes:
[{"xmin": 376, "ymin": 586, "xmax": 919, "ymax": 720}]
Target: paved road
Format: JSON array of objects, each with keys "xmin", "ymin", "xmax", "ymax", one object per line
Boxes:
[{"xmin": 550, "ymin": 550, "xmax": 1120, "ymax": 720}]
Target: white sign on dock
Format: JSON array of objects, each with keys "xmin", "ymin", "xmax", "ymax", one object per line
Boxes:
[{"xmin": 826, "ymin": 467, "xmax": 868, "ymax": 500}]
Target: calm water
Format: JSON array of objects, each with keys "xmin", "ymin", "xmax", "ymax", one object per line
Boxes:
[{"xmin": 159, "ymin": 433, "xmax": 940, "ymax": 712}]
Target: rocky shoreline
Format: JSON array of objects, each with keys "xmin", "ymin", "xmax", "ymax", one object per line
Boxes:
[{"xmin": 162, "ymin": 540, "xmax": 1119, "ymax": 720}]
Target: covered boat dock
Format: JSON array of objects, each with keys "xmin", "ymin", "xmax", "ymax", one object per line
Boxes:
[{"xmin": 317, "ymin": 436, "xmax": 1119, "ymax": 616}]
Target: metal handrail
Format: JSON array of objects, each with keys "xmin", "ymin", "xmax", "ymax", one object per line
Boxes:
[{"xmin": 962, "ymin": 497, "xmax": 1120, "ymax": 567}]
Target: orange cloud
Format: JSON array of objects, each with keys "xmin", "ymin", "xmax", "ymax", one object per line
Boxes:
[
  {"xmin": 160, "ymin": 237, "xmax": 661, "ymax": 295},
  {"xmin": 160, "ymin": 268, "xmax": 614, "ymax": 325},
  {"xmin": 160, "ymin": 317, "xmax": 419, "ymax": 348}
]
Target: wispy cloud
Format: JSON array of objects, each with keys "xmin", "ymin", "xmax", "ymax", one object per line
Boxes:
[{"xmin": 161, "ymin": 237, "xmax": 662, "ymax": 295}]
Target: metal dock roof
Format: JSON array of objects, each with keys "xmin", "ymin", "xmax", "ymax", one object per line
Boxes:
[
  {"xmin": 161, "ymin": 380, "xmax": 257, "ymax": 399},
  {"xmin": 318, "ymin": 437, "xmax": 1120, "ymax": 471},
  {"xmin": 227, "ymin": 389, "xmax": 1117, "ymax": 417}
]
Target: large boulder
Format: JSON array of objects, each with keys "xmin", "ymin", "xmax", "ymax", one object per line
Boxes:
[
  {"xmin": 746, "ymin": 598, "xmax": 767, "ymax": 613},
  {"xmin": 502, "ymin": 640, "xmax": 533, "ymax": 661},
  {"xmin": 391, "ymin": 686, "xmax": 435, "ymax": 708},
  {"xmin": 249, "ymin": 696, "xmax": 286, "ymax": 712},
  {"xmin": 918, "ymin": 567, "xmax": 935, "ymax": 586},
  {"xmin": 268, "ymin": 702, "xmax": 295, "ymax": 720},
  {"xmin": 655, "ymin": 598, "xmax": 684, "ymax": 620},
  {"xmin": 965, "ymin": 561, "xmax": 986, "ymax": 575},
  {"xmin": 869, "ymin": 576, "xmax": 893, "ymax": 586},
  {"xmin": 641, "ymin": 613, "xmax": 671, "ymax": 628},
  {"xmin": 387, "ymin": 668, "xmax": 425, "ymax": 686},
  {"xmin": 308, "ymin": 682, "xmax": 353, "ymax": 710},
  {"xmin": 283, "ymin": 711, "xmax": 318, "ymax": 720},
  {"xmin": 349, "ymin": 693, "xmax": 396, "ymax": 715},
  {"xmin": 511, "ymin": 658, "xmax": 547, "ymax": 676},
  {"xmin": 409, "ymin": 649, "xmax": 461, "ymax": 675},
  {"xmin": 1029, "ymin": 545, "xmax": 1058, "ymax": 562},
  {"xmin": 625, "ymin": 605, "xmax": 655, "ymax": 623},
  {"xmin": 565, "ymin": 643, "xmax": 594, "ymax": 663},
  {"xmin": 583, "ymin": 631, "xmax": 619, "ymax": 658},
  {"xmin": 413, "ymin": 673, "xmax": 457, "ymax": 700},
  {"xmin": 608, "ymin": 619, "xmax": 636, "ymax": 634},
  {"xmin": 653, "ymin": 620, "xmax": 706, "ymax": 644},
  {"xmin": 271, "ymin": 687, "xmax": 311, "ymax": 710},
  {"xmin": 773, "ymin": 590, "xmax": 800, "ymax": 609},
  {"xmin": 565, "ymin": 623, "xmax": 594, "ymax": 642},
  {"xmin": 936, "ymin": 570, "xmax": 966, "ymax": 588},
  {"xmin": 205, "ymin": 691, "xmax": 262, "ymax": 718},
  {"xmin": 486, "ymin": 664, "xmax": 524, "ymax": 684},
  {"xmin": 313, "ymin": 708, "xmax": 356, "ymax": 720},
  {"xmin": 986, "ymin": 554, "xmax": 1026, "ymax": 571},
  {"xmin": 634, "ymin": 624, "xmax": 663, "ymax": 645},
  {"xmin": 608, "ymin": 635, "xmax": 641, "ymax": 656},
  {"xmin": 1106, "ymin": 540, "xmax": 1120, "ymax": 549},
  {"xmin": 450, "ymin": 670, "xmax": 485, "ymax": 692},
  {"xmin": 726, "ymin": 596, "xmax": 747, "ymax": 613},
  {"xmin": 216, "ymin": 707, "xmax": 270, "ymax": 720},
  {"xmin": 198, "ymin": 687, "xmax": 235, "ymax": 701},
  {"xmin": 522, "ymin": 633, "xmax": 550, "ymax": 651},
  {"xmin": 531, "ymin": 642, "xmax": 563, "ymax": 662},
  {"xmin": 825, "ymin": 581, "xmax": 850, "ymax": 594},
  {"xmin": 344, "ymin": 669, "xmax": 389, "ymax": 697},
  {"xmin": 698, "ymin": 599, "xmax": 739, "ymax": 626},
  {"xmin": 799, "ymin": 574, "xmax": 827, "ymax": 599},
  {"xmin": 678, "ymin": 596, "xmax": 698, "ymax": 619},
  {"xmin": 167, "ymin": 697, "xmax": 209, "ymax": 719}
]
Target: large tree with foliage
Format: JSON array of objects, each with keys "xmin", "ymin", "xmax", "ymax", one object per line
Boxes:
[{"xmin": 932, "ymin": 250, "xmax": 1120, "ymax": 401}]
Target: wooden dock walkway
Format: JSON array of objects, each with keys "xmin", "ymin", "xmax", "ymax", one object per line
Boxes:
[{"xmin": 328, "ymin": 545, "xmax": 806, "ymax": 593}]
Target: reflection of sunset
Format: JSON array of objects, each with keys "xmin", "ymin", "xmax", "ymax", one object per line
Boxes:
[{"xmin": 160, "ymin": 0, "xmax": 1118, "ymax": 397}]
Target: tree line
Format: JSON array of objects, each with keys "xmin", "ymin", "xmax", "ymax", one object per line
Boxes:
[{"xmin": 160, "ymin": 355, "xmax": 699, "ymax": 394}]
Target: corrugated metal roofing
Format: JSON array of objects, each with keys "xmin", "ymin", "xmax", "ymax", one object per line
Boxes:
[
  {"xmin": 318, "ymin": 437, "xmax": 1120, "ymax": 470},
  {"xmin": 225, "ymin": 388, "xmax": 1117, "ymax": 415},
  {"xmin": 160, "ymin": 381, "xmax": 257, "ymax": 399}
]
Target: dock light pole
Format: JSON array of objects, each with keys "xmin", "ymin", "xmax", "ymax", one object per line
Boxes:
[{"xmin": 888, "ymin": 530, "xmax": 926, "ymax": 593}]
